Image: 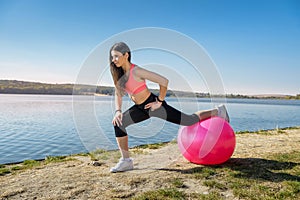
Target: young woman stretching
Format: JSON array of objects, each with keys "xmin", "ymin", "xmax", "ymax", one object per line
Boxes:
[{"xmin": 110, "ymin": 42, "xmax": 229, "ymax": 172}]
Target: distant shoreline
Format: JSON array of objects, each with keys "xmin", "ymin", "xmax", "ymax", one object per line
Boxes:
[{"xmin": 1, "ymin": 79, "xmax": 299, "ymax": 100}]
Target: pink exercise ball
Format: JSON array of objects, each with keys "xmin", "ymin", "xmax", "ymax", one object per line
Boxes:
[{"xmin": 177, "ymin": 116, "xmax": 235, "ymax": 165}]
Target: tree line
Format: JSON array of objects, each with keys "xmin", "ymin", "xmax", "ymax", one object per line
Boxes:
[
  {"xmin": 0, "ymin": 80, "xmax": 299, "ymax": 99},
  {"xmin": 0, "ymin": 80, "xmax": 208, "ymax": 97},
  {"xmin": 0, "ymin": 80, "xmax": 113, "ymax": 95}
]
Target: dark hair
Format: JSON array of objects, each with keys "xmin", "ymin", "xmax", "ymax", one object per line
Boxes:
[{"xmin": 109, "ymin": 42, "xmax": 131, "ymax": 96}]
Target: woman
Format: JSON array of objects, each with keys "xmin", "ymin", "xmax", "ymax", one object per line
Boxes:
[{"xmin": 110, "ymin": 42, "xmax": 229, "ymax": 172}]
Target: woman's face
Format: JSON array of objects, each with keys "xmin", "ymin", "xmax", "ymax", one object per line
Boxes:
[{"xmin": 111, "ymin": 50, "xmax": 127, "ymax": 67}]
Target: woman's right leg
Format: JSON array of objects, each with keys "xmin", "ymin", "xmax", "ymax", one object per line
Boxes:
[
  {"xmin": 116, "ymin": 135, "xmax": 129, "ymax": 159},
  {"xmin": 114, "ymin": 105, "xmax": 150, "ymax": 158},
  {"xmin": 111, "ymin": 105, "xmax": 150, "ymax": 172}
]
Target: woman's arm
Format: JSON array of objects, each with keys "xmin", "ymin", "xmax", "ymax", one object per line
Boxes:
[
  {"xmin": 112, "ymin": 89, "xmax": 123, "ymax": 126},
  {"xmin": 134, "ymin": 67, "xmax": 169, "ymax": 101},
  {"xmin": 115, "ymin": 90, "xmax": 122, "ymax": 111}
]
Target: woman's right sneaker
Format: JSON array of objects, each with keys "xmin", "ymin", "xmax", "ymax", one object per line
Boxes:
[
  {"xmin": 110, "ymin": 158, "xmax": 133, "ymax": 173},
  {"xmin": 217, "ymin": 104, "xmax": 230, "ymax": 123}
]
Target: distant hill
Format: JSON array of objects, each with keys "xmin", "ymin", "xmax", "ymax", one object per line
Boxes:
[
  {"xmin": 0, "ymin": 80, "xmax": 299, "ymax": 99},
  {"xmin": 0, "ymin": 80, "xmax": 113, "ymax": 95},
  {"xmin": 0, "ymin": 80, "xmax": 210, "ymax": 97},
  {"xmin": 226, "ymin": 93, "xmax": 300, "ymax": 100}
]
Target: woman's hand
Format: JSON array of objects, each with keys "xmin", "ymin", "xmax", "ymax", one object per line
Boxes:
[
  {"xmin": 144, "ymin": 99, "xmax": 162, "ymax": 111},
  {"xmin": 112, "ymin": 111, "xmax": 123, "ymax": 127}
]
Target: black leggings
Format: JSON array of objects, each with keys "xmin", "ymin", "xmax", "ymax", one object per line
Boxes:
[{"xmin": 114, "ymin": 93, "xmax": 200, "ymax": 137}]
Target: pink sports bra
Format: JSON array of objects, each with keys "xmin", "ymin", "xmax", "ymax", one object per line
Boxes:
[{"xmin": 125, "ymin": 64, "xmax": 147, "ymax": 95}]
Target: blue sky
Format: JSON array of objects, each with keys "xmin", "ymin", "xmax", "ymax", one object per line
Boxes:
[{"xmin": 0, "ymin": 0, "xmax": 299, "ymax": 95}]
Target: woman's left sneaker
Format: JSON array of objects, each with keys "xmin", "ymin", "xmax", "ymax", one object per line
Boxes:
[
  {"xmin": 110, "ymin": 158, "xmax": 133, "ymax": 173},
  {"xmin": 217, "ymin": 104, "xmax": 230, "ymax": 123}
]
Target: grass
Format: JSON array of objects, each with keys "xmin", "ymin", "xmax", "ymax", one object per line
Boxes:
[
  {"xmin": 134, "ymin": 142, "xmax": 169, "ymax": 149},
  {"xmin": 89, "ymin": 149, "xmax": 109, "ymax": 161},
  {"xmin": 191, "ymin": 151, "xmax": 300, "ymax": 200},
  {"xmin": 0, "ymin": 141, "xmax": 171, "ymax": 176},
  {"xmin": 0, "ymin": 155, "xmax": 73, "ymax": 176},
  {"xmin": 129, "ymin": 128, "xmax": 299, "ymax": 199},
  {"xmin": 203, "ymin": 180, "xmax": 227, "ymax": 190},
  {"xmin": 0, "ymin": 167, "xmax": 11, "ymax": 176},
  {"xmin": 236, "ymin": 129, "xmax": 280, "ymax": 135},
  {"xmin": 89, "ymin": 149, "xmax": 120, "ymax": 162},
  {"xmin": 1, "ymin": 128, "xmax": 299, "ymax": 199},
  {"xmin": 236, "ymin": 126, "xmax": 300, "ymax": 135},
  {"xmin": 132, "ymin": 150, "xmax": 300, "ymax": 199},
  {"xmin": 89, "ymin": 141, "xmax": 171, "ymax": 161},
  {"xmin": 171, "ymin": 177, "xmax": 186, "ymax": 188},
  {"xmin": 132, "ymin": 188, "xmax": 186, "ymax": 200}
]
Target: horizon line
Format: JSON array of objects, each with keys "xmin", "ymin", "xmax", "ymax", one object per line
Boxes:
[{"xmin": 0, "ymin": 78, "xmax": 298, "ymax": 97}]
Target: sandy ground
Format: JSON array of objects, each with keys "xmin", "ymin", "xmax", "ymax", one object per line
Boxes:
[{"xmin": 1, "ymin": 128, "xmax": 300, "ymax": 199}]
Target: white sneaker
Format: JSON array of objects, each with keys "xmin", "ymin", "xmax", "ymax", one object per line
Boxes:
[
  {"xmin": 110, "ymin": 158, "xmax": 133, "ymax": 173},
  {"xmin": 217, "ymin": 104, "xmax": 230, "ymax": 123}
]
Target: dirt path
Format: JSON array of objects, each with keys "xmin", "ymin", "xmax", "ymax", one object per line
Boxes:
[{"xmin": 1, "ymin": 129, "xmax": 299, "ymax": 199}]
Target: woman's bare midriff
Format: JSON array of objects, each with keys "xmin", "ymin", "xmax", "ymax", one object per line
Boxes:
[{"xmin": 130, "ymin": 88, "xmax": 151, "ymax": 105}]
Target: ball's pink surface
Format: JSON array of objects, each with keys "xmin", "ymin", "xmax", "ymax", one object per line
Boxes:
[{"xmin": 177, "ymin": 117, "xmax": 235, "ymax": 165}]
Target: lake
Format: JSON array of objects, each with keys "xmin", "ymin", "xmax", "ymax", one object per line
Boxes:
[{"xmin": 0, "ymin": 94, "xmax": 299, "ymax": 164}]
